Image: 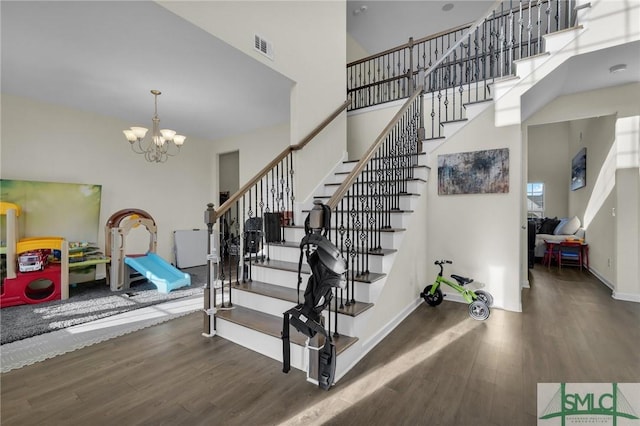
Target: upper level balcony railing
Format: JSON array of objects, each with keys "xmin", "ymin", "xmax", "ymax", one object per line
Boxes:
[{"xmin": 347, "ymin": 0, "xmax": 578, "ymax": 112}]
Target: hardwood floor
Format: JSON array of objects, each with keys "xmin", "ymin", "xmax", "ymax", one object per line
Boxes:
[{"xmin": 1, "ymin": 266, "xmax": 638, "ymax": 425}]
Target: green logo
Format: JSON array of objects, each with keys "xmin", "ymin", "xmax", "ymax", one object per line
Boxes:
[{"xmin": 539, "ymin": 383, "xmax": 639, "ymax": 425}]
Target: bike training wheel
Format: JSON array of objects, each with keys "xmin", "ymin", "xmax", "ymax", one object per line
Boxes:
[
  {"xmin": 474, "ymin": 290, "xmax": 494, "ymax": 307},
  {"xmin": 468, "ymin": 300, "xmax": 490, "ymax": 321},
  {"xmin": 421, "ymin": 285, "xmax": 443, "ymax": 307}
]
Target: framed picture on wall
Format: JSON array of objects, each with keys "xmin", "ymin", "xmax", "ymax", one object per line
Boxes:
[{"xmin": 571, "ymin": 147, "xmax": 587, "ymax": 191}]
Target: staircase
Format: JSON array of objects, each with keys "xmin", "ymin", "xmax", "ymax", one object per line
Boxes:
[
  {"xmin": 215, "ymin": 150, "xmax": 430, "ymax": 383},
  {"xmin": 205, "ymin": 0, "xmax": 620, "ymax": 388}
]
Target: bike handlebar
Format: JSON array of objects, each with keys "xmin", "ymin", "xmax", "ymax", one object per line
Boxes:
[{"xmin": 434, "ymin": 260, "xmax": 452, "ymax": 277}]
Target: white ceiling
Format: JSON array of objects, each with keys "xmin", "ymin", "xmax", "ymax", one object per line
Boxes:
[
  {"xmin": 347, "ymin": 0, "xmax": 494, "ymax": 55},
  {"xmin": 2, "ymin": 1, "xmax": 638, "ymax": 144}
]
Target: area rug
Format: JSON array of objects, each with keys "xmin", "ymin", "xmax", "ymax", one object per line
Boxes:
[{"xmin": 0, "ymin": 266, "xmax": 207, "ymax": 345}]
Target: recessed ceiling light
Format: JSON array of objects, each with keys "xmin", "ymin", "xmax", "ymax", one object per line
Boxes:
[
  {"xmin": 442, "ymin": 3, "xmax": 454, "ymax": 12},
  {"xmin": 609, "ymin": 63, "xmax": 627, "ymax": 73},
  {"xmin": 353, "ymin": 5, "xmax": 368, "ymax": 15}
]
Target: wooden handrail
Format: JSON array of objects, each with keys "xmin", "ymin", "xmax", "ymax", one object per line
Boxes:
[
  {"xmin": 327, "ymin": 86, "xmax": 423, "ymax": 210},
  {"xmin": 214, "ymin": 98, "xmax": 351, "ymax": 221}
]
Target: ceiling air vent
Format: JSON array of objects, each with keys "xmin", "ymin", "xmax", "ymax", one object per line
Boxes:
[{"xmin": 254, "ymin": 34, "xmax": 274, "ymax": 60}]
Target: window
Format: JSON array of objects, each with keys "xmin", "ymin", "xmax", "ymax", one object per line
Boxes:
[{"xmin": 527, "ymin": 182, "xmax": 544, "ymax": 218}]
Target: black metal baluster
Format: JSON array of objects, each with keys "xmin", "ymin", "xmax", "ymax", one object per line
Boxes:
[
  {"xmin": 338, "ymin": 199, "xmax": 346, "ymax": 310},
  {"xmin": 226, "ymin": 209, "xmax": 233, "ymax": 306},
  {"xmin": 289, "ymin": 152, "xmax": 295, "ymax": 226}
]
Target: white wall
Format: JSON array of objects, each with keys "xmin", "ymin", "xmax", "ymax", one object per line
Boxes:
[
  {"xmin": 347, "ymin": 101, "xmax": 403, "ymax": 160},
  {"xmin": 528, "ymin": 122, "xmax": 570, "ymax": 218},
  {"xmin": 159, "ymin": 0, "xmax": 347, "ymax": 204},
  {"xmin": 1, "ymin": 94, "xmax": 213, "ymax": 265},
  {"xmin": 614, "ymin": 116, "xmax": 640, "ymax": 302},
  {"xmin": 427, "ymin": 106, "xmax": 523, "ymax": 312},
  {"xmin": 347, "ymin": 32, "xmax": 369, "ymax": 63},
  {"xmin": 210, "ymin": 123, "xmax": 290, "ymax": 211}
]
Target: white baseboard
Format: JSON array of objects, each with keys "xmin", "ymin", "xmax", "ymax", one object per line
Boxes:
[
  {"xmin": 588, "ymin": 267, "xmax": 614, "ymax": 290},
  {"xmin": 587, "ymin": 267, "xmax": 639, "ymax": 303},
  {"xmin": 612, "ymin": 291, "xmax": 640, "ymax": 303}
]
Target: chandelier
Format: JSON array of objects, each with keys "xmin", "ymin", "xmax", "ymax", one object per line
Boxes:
[{"xmin": 123, "ymin": 90, "xmax": 186, "ymax": 163}]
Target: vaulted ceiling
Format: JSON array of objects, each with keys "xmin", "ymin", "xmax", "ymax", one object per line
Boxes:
[{"xmin": 2, "ymin": 1, "xmax": 638, "ymax": 144}]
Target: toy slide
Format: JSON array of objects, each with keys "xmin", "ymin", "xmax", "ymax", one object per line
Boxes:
[{"xmin": 124, "ymin": 253, "xmax": 191, "ymax": 294}]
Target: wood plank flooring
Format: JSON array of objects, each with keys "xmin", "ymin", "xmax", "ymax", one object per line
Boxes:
[{"xmin": 2, "ymin": 266, "xmax": 639, "ymax": 425}]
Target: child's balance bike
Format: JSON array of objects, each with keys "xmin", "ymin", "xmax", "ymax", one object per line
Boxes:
[{"xmin": 420, "ymin": 260, "xmax": 493, "ymax": 321}]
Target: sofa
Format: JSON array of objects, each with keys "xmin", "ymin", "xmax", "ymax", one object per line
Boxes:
[{"xmin": 532, "ymin": 216, "xmax": 586, "ymax": 258}]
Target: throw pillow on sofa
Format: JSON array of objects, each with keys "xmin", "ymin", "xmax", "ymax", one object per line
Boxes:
[
  {"xmin": 539, "ymin": 218, "xmax": 560, "ymax": 234},
  {"xmin": 555, "ymin": 216, "xmax": 581, "ymax": 235}
]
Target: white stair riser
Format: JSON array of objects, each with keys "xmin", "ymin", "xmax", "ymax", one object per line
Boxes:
[
  {"xmin": 543, "ymin": 27, "xmax": 584, "ymax": 53},
  {"xmin": 442, "ymin": 120, "xmax": 468, "ymax": 138},
  {"xmin": 267, "ymin": 244, "xmax": 394, "ymax": 274},
  {"xmin": 319, "ymin": 179, "xmax": 424, "ymax": 197},
  {"xmin": 283, "ymin": 227, "xmax": 404, "ymax": 248},
  {"xmin": 295, "ymin": 211, "xmax": 411, "ymax": 229},
  {"xmin": 216, "ymin": 317, "xmax": 307, "ymax": 371},
  {"xmin": 251, "ymin": 266, "xmax": 381, "ymax": 303},
  {"xmin": 513, "ymin": 53, "xmax": 551, "ymax": 78},
  {"xmin": 305, "ymin": 195, "xmax": 419, "ymax": 218},
  {"xmin": 232, "ymin": 289, "xmax": 360, "ymax": 337}
]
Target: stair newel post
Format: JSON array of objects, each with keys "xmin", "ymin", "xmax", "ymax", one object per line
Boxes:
[{"xmin": 203, "ymin": 202, "xmax": 216, "ymax": 336}]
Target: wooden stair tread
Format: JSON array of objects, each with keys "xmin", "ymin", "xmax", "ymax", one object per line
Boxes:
[
  {"xmin": 254, "ymin": 259, "xmax": 386, "ymax": 283},
  {"xmin": 216, "ymin": 305, "xmax": 306, "ymax": 346},
  {"xmin": 463, "ymin": 98, "xmax": 493, "ymax": 107},
  {"xmin": 235, "ymin": 279, "xmax": 374, "ymax": 317},
  {"xmin": 440, "ymin": 118, "xmax": 468, "ymax": 125},
  {"xmin": 216, "ymin": 305, "xmax": 359, "ymax": 354},
  {"xmin": 266, "ymin": 241, "xmax": 396, "ymax": 256}
]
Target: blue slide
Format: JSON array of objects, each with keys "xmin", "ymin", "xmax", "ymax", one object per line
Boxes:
[{"xmin": 124, "ymin": 253, "xmax": 191, "ymax": 293}]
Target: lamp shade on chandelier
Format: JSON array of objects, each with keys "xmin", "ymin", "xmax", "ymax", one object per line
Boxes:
[{"xmin": 123, "ymin": 90, "xmax": 186, "ymax": 163}]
